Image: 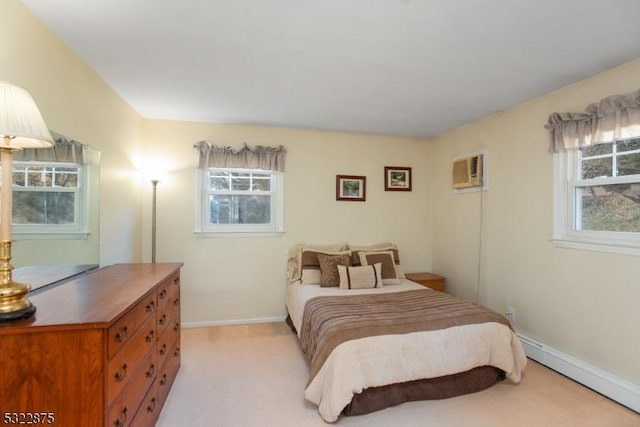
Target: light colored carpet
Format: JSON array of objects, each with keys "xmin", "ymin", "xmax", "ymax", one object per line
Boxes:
[{"xmin": 156, "ymin": 323, "xmax": 638, "ymax": 426}]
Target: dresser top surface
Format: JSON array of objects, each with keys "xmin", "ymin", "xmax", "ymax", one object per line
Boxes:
[{"xmin": 0, "ymin": 262, "xmax": 182, "ymax": 333}]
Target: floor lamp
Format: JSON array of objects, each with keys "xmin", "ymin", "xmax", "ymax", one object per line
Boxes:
[
  {"xmin": 0, "ymin": 82, "xmax": 54, "ymax": 322},
  {"xmin": 144, "ymin": 169, "xmax": 166, "ymax": 263}
]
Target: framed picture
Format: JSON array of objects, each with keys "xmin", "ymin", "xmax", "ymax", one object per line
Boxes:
[
  {"xmin": 336, "ymin": 175, "xmax": 366, "ymax": 201},
  {"xmin": 384, "ymin": 166, "xmax": 412, "ymax": 191}
]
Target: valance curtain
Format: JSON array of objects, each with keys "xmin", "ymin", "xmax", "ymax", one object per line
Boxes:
[
  {"xmin": 13, "ymin": 132, "xmax": 87, "ymax": 164},
  {"xmin": 194, "ymin": 141, "xmax": 286, "ymax": 172},
  {"xmin": 545, "ymin": 88, "xmax": 640, "ymax": 152}
]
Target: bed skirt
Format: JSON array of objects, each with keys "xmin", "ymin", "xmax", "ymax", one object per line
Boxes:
[
  {"xmin": 285, "ymin": 314, "xmax": 505, "ymax": 417},
  {"xmin": 342, "ymin": 365, "xmax": 505, "ymax": 416}
]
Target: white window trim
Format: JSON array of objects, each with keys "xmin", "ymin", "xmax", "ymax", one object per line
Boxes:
[
  {"xmin": 194, "ymin": 167, "xmax": 284, "ymax": 237},
  {"xmin": 552, "ymin": 150, "xmax": 640, "ymax": 256},
  {"xmin": 12, "ymin": 161, "xmax": 90, "ymax": 239}
]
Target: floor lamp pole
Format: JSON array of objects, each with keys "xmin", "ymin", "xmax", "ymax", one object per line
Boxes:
[{"xmin": 151, "ymin": 179, "xmax": 158, "ymax": 263}]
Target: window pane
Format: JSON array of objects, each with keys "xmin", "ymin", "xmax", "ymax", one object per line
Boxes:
[
  {"xmin": 53, "ymin": 168, "xmax": 79, "ymax": 187},
  {"xmin": 251, "ymin": 177, "xmax": 271, "ymax": 191},
  {"xmin": 237, "ymin": 195, "xmax": 270, "ymax": 224},
  {"xmin": 581, "ymin": 144, "xmax": 612, "ymax": 157},
  {"xmin": 27, "ymin": 168, "xmax": 48, "ymax": 187},
  {"xmin": 618, "ymin": 138, "xmax": 640, "ymax": 152},
  {"xmin": 617, "ymin": 152, "xmax": 640, "ymax": 176},
  {"xmin": 13, "ymin": 192, "xmax": 75, "ymax": 224},
  {"xmin": 209, "ymin": 195, "xmax": 232, "ymax": 224},
  {"xmin": 576, "ymin": 184, "xmax": 640, "ymax": 232},
  {"xmin": 210, "ymin": 176, "xmax": 230, "ymax": 190},
  {"xmin": 231, "ymin": 176, "xmax": 251, "ymax": 191},
  {"xmin": 208, "ymin": 194, "xmax": 271, "ymax": 225},
  {"xmin": 581, "ymin": 157, "xmax": 612, "ymax": 179}
]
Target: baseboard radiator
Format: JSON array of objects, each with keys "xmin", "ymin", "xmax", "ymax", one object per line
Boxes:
[{"xmin": 517, "ymin": 333, "xmax": 639, "ymax": 413}]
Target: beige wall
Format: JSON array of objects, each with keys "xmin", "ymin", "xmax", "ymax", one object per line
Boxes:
[
  {"xmin": 138, "ymin": 119, "xmax": 431, "ymax": 323},
  {"xmin": 2, "ymin": 0, "xmax": 143, "ymax": 266},
  {"xmin": 430, "ymin": 59, "xmax": 640, "ymax": 383}
]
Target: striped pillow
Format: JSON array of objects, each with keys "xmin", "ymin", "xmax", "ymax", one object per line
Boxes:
[{"xmin": 337, "ymin": 263, "xmax": 383, "ymax": 289}]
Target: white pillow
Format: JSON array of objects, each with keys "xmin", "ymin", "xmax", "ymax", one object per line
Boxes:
[{"xmin": 338, "ymin": 263, "xmax": 383, "ymax": 289}]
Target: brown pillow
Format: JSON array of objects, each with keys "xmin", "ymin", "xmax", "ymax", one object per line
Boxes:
[
  {"xmin": 317, "ymin": 254, "xmax": 351, "ymax": 287},
  {"xmin": 358, "ymin": 251, "xmax": 401, "ymax": 285}
]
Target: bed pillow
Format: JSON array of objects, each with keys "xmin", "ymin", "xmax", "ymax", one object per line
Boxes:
[
  {"xmin": 317, "ymin": 253, "xmax": 351, "ymax": 287},
  {"xmin": 287, "ymin": 243, "xmax": 348, "ymax": 284},
  {"xmin": 358, "ymin": 251, "xmax": 401, "ymax": 285},
  {"xmin": 300, "ymin": 250, "xmax": 351, "ymax": 285},
  {"xmin": 338, "ymin": 263, "xmax": 383, "ymax": 289}
]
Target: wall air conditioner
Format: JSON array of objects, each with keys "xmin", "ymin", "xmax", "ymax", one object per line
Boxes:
[{"xmin": 452, "ymin": 154, "xmax": 483, "ymax": 189}]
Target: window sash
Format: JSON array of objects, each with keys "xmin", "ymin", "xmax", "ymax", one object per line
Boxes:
[
  {"xmin": 553, "ymin": 149, "xmax": 640, "ymax": 255},
  {"xmin": 11, "ymin": 161, "xmax": 86, "ymax": 235},
  {"xmin": 197, "ymin": 168, "xmax": 283, "ymax": 234}
]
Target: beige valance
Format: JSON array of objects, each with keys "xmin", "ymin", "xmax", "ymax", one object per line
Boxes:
[
  {"xmin": 545, "ymin": 89, "xmax": 640, "ymax": 152},
  {"xmin": 13, "ymin": 132, "xmax": 87, "ymax": 164},
  {"xmin": 194, "ymin": 141, "xmax": 286, "ymax": 172}
]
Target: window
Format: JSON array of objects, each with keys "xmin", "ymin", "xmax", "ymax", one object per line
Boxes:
[
  {"xmin": 11, "ymin": 161, "xmax": 88, "ymax": 237},
  {"xmin": 553, "ymin": 138, "xmax": 640, "ymax": 255},
  {"xmin": 196, "ymin": 167, "xmax": 283, "ymax": 236}
]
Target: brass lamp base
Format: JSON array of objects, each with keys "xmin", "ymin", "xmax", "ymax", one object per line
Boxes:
[{"xmin": 0, "ymin": 240, "xmax": 36, "ymax": 322}]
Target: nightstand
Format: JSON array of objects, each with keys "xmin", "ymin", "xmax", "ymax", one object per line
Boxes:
[{"xmin": 405, "ymin": 272, "xmax": 446, "ymax": 292}]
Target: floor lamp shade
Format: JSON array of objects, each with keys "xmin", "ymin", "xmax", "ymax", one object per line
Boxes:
[{"xmin": 0, "ymin": 81, "xmax": 54, "ymax": 321}]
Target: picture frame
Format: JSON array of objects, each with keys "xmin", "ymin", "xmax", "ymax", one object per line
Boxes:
[
  {"xmin": 336, "ymin": 175, "xmax": 366, "ymax": 201},
  {"xmin": 384, "ymin": 166, "xmax": 412, "ymax": 191}
]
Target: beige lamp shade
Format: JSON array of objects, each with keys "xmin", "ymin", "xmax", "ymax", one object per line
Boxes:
[{"xmin": 0, "ymin": 81, "xmax": 54, "ymax": 148}]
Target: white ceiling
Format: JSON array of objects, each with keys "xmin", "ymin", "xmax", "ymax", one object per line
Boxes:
[{"xmin": 21, "ymin": 0, "xmax": 640, "ymax": 138}]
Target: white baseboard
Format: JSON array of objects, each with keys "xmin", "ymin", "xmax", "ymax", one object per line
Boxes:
[
  {"xmin": 518, "ymin": 333, "xmax": 639, "ymax": 413},
  {"xmin": 182, "ymin": 316, "xmax": 287, "ymax": 329}
]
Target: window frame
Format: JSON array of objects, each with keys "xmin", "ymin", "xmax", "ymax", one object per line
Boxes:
[
  {"xmin": 195, "ymin": 167, "xmax": 284, "ymax": 237},
  {"xmin": 552, "ymin": 141, "xmax": 640, "ymax": 256},
  {"xmin": 11, "ymin": 160, "xmax": 90, "ymax": 239}
]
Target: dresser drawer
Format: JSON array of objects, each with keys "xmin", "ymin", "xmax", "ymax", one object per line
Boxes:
[
  {"xmin": 107, "ymin": 349, "xmax": 158, "ymax": 427},
  {"xmin": 107, "ymin": 314, "xmax": 157, "ymax": 404},
  {"xmin": 108, "ymin": 292, "xmax": 158, "ymax": 359},
  {"xmin": 156, "ymin": 338, "xmax": 181, "ymax": 411},
  {"xmin": 130, "ymin": 383, "xmax": 160, "ymax": 427}
]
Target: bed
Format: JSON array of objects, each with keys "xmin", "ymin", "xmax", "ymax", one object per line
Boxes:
[{"xmin": 285, "ymin": 243, "xmax": 527, "ymax": 422}]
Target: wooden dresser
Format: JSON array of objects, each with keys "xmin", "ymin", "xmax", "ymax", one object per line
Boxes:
[{"xmin": 0, "ymin": 263, "xmax": 182, "ymax": 427}]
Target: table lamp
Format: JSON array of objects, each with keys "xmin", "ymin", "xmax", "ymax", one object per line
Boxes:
[{"xmin": 0, "ymin": 82, "xmax": 54, "ymax": 321}]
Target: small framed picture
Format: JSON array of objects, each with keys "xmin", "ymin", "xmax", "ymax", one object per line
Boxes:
[
  {"xmin": 384, "ymin": 166, "xmax": 412, "ymax": 191},
  {"xmin": 336, "ymin": 175, "xmax": 366, "ymax": 201}
]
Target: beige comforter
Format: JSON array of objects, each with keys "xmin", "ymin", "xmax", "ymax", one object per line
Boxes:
[{"xmin": 288, "ymin": 281, "xmax": 527, "ymax": 422}]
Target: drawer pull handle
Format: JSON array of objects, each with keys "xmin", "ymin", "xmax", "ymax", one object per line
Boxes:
[
  {"xmin": 174, "ymin": 347, "xmax": 180, "ymax": 357},
  {"xmin": 146, "ymin": 300, "xmax": 156, "ymax": 312},
  {"xmin": 173, "ymin": 297, "xmax": 180, "ymax": 307},
  {"xmin": 114, "ymin": 363, "xmax": 128, "ymax": 382},
  {"xmin": 147, "ymin": 397, "xmax": 157, "ymax": 413},
  {"xmin": 159, "ymin": 289, "xmax": 167, "ymax": 299},
  {"xmin": 159, "ymin": 344, "xmax": 167, "ymax": 356},
  {"xmin": 174, "ymin": 276, "xmax": 179, "ymax": 285},
  {"xmin": 146, "ymin": 364, "xmax": 156, "ymax": 378},
  {"xmin": 173, "ymin": 322, "xmax": 180, "ymax": 332},
  {"xmin": 114, "ymin": 406, "xmax": 127, "ymax": 427},
  {"xmin": 159, "ymin": 314, "xmax": 167, "ymax": 325},
  {"xmin": 145, "ymin": 330, "xmax": 155, "ymax": 343},
  {"xmin": 115, "ymin": 326, "xmax": 128, "ymax": 343},
  {"xmin": 160, "ymin": 373, "xmax": 168, "ymax": 386}
]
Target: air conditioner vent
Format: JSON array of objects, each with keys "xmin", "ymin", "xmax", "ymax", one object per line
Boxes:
[{"xmin": 453, "ymin": 154, "xmax": 483, "ymax": 189}]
